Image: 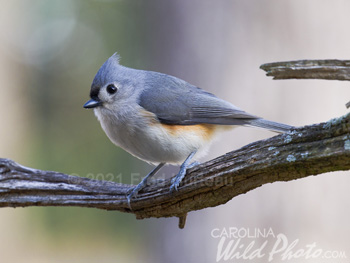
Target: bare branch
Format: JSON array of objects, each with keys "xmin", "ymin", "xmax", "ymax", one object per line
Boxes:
[
  {"xmin": 1, "ymin": 113, "xmax": 350, "ymax": 221},
  {"xmin": 260, "ymin": 59, "xmax": 350, "ymax": 80}
]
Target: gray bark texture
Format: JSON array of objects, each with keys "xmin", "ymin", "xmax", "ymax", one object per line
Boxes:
[
  {"xmin": 261, "ymin": 59, "xmax": 350, "ymax": 80},
  {"xmin": 1, "ymin": 113, "xmax": 350, "ymax": 221}
]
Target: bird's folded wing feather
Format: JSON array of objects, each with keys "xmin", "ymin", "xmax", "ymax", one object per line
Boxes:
[{"xmin": 138, "ymin": 72, "xmax": 258, "ymax": 126}]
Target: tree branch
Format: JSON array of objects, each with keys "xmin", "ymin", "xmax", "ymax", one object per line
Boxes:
[
  {"xmin": 260, "ymin": 59, "xmax": 350, "ymax": 80},
  {"xmin": 1, "ymin": 113, "xmax": 350, "ymax": 222}
]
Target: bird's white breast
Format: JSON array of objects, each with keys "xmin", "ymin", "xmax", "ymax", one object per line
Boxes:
[{"xmin": 94, "ymin": 106, "xmax": 225, "ymax": 164}]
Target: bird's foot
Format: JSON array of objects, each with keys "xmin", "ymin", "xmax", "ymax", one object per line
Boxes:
[
  {"xmin": 170, "ymin": 161, "xmax": 200, "ymax": 192},
  {"xmin": 127, "ymin": 178, "xmax": 148, "ymax": 209},
  {"xmin": 126, "ymin": 163, "xmax": 165, "ymax": 209}
]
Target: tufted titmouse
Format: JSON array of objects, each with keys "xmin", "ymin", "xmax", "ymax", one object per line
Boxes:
[{"xmin": 84, "ymin": 53, "xmax": 293, "ymax": 205}]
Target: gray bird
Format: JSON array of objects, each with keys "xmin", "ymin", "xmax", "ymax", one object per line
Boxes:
[{"xmin": 84, "ymin": 53, "xmax": 293, "ymax": 206}]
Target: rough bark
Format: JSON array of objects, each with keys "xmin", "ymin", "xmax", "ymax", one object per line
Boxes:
[
  {"xmin": 1, "ymin": 113, "xmax": 349, "ymax": 222},
  {"xmin": 261, "ymin": 59, "xmax": 350, "ymax": 80}
]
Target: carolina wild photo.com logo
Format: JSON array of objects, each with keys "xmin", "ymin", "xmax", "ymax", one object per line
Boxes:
[{"xmin": 211, "ymin": 227, "xmax": 347, "ymax": 262}]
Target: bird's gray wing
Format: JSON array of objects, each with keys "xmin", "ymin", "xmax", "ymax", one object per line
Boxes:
[
  {"xmin": 138, "ymin": 71, "xmax": 293, "ymax": 133},
  {"xmin": 138, "ymin": 72, "xmax": 258, "ymax": 126}
]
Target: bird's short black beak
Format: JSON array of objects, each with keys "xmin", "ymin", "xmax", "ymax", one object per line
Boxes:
[{"xmin": 83, "ymin": 99, "xmax": 102, "ymax": 109}]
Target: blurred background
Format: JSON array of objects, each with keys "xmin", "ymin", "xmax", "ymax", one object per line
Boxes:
[{"xmin": 1, "ymin": 0, "xmax": 350, "ymax": 262}]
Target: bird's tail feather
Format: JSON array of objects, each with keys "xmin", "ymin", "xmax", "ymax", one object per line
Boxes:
[{"xmin": 247, "ymin": 119, "xmax": 293, "ymax": 133}]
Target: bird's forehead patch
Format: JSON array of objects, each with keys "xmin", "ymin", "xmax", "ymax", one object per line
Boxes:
[{"xmin": 90, "ymin": 86, "xmax": 100, "ymax": 99}]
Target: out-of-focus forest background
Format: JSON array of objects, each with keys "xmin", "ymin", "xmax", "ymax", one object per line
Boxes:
[{"xmin": 1, "ymin": 1, "xmax": 350, "ymax": 262}]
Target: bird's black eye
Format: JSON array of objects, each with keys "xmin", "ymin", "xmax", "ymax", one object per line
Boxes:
[{"xmin": 106, "ymin": 84, "xmax": 118, "ymax": 95}]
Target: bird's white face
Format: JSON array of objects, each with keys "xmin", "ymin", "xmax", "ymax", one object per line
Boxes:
[
  {"xmin": 92, "ymin": 82, "xmax": 120, "ymax": 111},
  {"xmin": 86, "ymin": 79, "xmax": 141, "ymax": 114}
]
